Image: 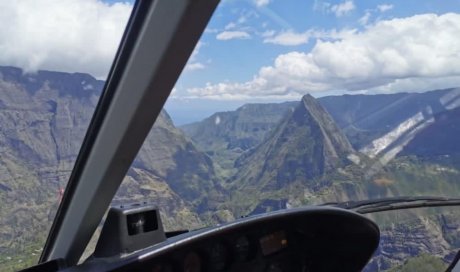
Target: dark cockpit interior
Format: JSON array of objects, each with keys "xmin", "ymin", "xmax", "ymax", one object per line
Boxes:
[{"xmin": 62, "ymin": 205, "xmax": 379, "ymax": 272}]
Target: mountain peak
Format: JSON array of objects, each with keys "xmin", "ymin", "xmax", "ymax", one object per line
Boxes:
[
  {"xmin": 232, "ymin": 95, "xmax": 354, "ymax": 192},
  {"xmin": 300, "ymin": 94, "xmax": 355, "ymax": 158},
  {"xmin": 301, "ymin": 93, "xmax": 315, "ymax": 101}
]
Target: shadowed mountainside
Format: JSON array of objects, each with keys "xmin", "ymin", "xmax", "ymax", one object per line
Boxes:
[{"xmin": 0, "ymin": 66, "xmax": 222, "ymax": 262}]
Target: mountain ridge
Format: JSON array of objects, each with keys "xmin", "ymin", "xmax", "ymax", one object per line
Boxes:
[
  {"xmin": 230, "ymin": 94, "xmax": 355, "ymax": 194},
  {"xmin": 0, "ymin": 66, "xmax": 222, "ymax": 260},
  {"xmin": 1, "ymin": 65, "xmax": 459, "ymax": 271}
]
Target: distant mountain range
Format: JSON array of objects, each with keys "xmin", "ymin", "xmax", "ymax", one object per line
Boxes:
[
  {"xmin": 400, "ymin": 106, "xmax": 460, "ymax": 156},
  {"xmin": 181, "ymin": 102, "xmax": 297, "ymax": 173},
  {"xmin": 320, "ymin": 89, "xmax": 460, "ymax": 147},
  {"xmin": 0, "ymin": 65, "xmax": 459, "ymax": 270},
  {"xmin": 183, "ymin": 87, "xmax": 460, "ymax": 161}
]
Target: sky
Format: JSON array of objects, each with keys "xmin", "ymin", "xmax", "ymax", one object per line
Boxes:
[{"xmin": 1, "ymin": 0, "xmax": 460, "ymax": 124}]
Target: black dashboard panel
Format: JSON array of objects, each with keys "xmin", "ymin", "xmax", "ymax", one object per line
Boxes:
[{"xmin": 64, "ymin": 207, "xmax": 380, "ymax": 272}]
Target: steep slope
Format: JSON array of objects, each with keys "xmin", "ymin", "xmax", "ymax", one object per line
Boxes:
[
  {"xmin": 400, "ymin": 107, "xmax": 460, "ymax": 156},
  {"xmin": 133, "ymin": 110, "xmax": 223, "ymax": 209},
  {"xmin": 181, "ymin": 88, "xmax": 460, "ymax": 169},
  {"xmin": 230, "ymin": 94, "xmax": 354, "ymax": 195},
  {"xmin": 180, "ymin": 102, "xmax": 296, "ymax": 170},
  {"xmin": 0, "ymin": 66, "xmax": 220, "ymax": 261},
  {"xmin": 319, "ymin": 88, "xmax": 460, "ymax": 149},
  {"xmin": 365, "ymin": 208, "xmax": 459, "ymax": 271},
  {"xmin": 0, "ymin": 67, "xmax": 105, "ymax": 261}
]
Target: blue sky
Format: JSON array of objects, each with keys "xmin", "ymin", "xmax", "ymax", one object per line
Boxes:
[
  {"xmin": 1, "ymin": 0, "xmax": 460, "ymax": 124},
  {"xmin": 164, "ymin": 0, "xmax": 460, "ymax": 124}
]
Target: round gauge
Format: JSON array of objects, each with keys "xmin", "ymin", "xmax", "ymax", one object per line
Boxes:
[
  {"xmin": 234, "ymin": 236, "xmax": 253, "ymax": 262},
  {"xmin": 183, "ymin": 251, "xmax": 201, "ymax": 272},
  {"xmin": 208, "ymin": 242, "xmax": 230, "ymax": 271}
]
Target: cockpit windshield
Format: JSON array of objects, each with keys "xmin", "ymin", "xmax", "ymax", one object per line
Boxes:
[{"xmin": 0, "ymin": 0, "xmax": 459, "ymax": 271}]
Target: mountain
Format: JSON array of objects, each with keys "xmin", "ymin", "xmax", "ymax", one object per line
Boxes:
[
  {"xmin": 181, "ymin": 102, "xmax": 297, "ymax": 151},
  {"xmin": 0, "ymin": 66, "xmax": 221, "ymax": 261},
  {"xmin": 180, "ymin": 102, "xmax": 296, "ymax": 171},
  {"xmin": 318, "ymin": 88, "xmax": 460, "ymax": 149},
  {"xmin": 131, "ymin": 110, "xmax": 224, "ymax": 210},
  {"xmin": 366, "ymin": 208, "xmax": 460, "ymax": 271},
  {"xmin": 1, "ymin": 65, "xmax": 459, "ymax": 271},
  {"xmin": 400, "ymin": 106, "xmax": 460, "ymax": 156},
  {"xmin": 226, "ymin": 95, "xmax": 355, "ymax": 211},
  {"xmin": 181, "ymin": 89, "xmax": 460, "ymax": 170}
]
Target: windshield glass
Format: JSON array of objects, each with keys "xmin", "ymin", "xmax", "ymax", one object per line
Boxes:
[
  {"xmin": 115, "ymin": 0, "xmax": 460, "ymax": 270},
  {"xmin": 0, "ymin": 1, "xmax": 134, "ymax": 270},
  {"xmin": 1, "ymin": 0, "xmax": 460, "ymax": 271}
]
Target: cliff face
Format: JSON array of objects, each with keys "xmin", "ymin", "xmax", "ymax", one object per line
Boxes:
[
  {"xmin": 1, "ymin": 65, "xmax": 460, "ymax": 271},
  {"xmin": 133, "ymin": 110, "xmax": 223, "ymax": 209},
  {"xmin": 400, "ymin": 106, "xmax": 460, "ymax": 156},
  {"xmin": 0, "ymin": 67, "xmax": 104, "ymax": 256},
  {"xmin": 0, "ymin": 66, "xmax": 220, "ymax": 256},
  {"xmin": 365, "ymin": 209, "xmax": 460, "ymax": 271},
  {"xmin": 181, "ymin": 102, "xmax": 297, "ymax": 152},
  {"xmin": 319, "ymin": 88, "xmax": 460, "ymax": 150},
  {"xmin": 230, "ymin": 94, "xmax": 354, "ymax": 193},
  {"xmin": 181, "ymin": 102, "xmax": 297, "ymax": 170}
]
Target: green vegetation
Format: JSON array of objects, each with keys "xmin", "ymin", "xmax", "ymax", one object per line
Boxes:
[
  {"xmin": 0, "ymin": 69, "xmax": 459, "ymax": 271},
  {"xmin": 385, "ymin": 254, "xmax": 448, "ymax": 272},
  {"xmin": 0, "ymin": 241, "xmax": 43, "ymax": 271}
]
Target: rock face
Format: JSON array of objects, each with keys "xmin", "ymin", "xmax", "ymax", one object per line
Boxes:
[
  {"xmin": 132, "ymin": 110, "xmax": 223, "ymax": 210},
  {"xmin": 0, "ymin": 67, "xmax": 104, "ymax": 255},
  {"xmin": 231, "ymin": 94, "xmax": 354, "ymax": 192},
  {"xmin": 318, "ymin": 88, "xmax": 460, "ymax": 149},
  {"xmin": 181, "ymin": 102, "xmax": 297, "ymax": 169},
  {"xmin": 365, "ymin": 210, "xmax": 460, "ymax": 271},
  {"xmin": 182, "ymin": 102, "xmax": 296, "ymax": 151},
  {"xmin": 0, "ymin": 66, "xmax": 220, "ymax": 257},
  {"xmin": 181, "ymin": 89, "xmax": 460, "ymax": 168},
  {"xmin": 400, "ymin": 107, "xmax": 460, "ymax": 156},
  {"xmin": 1, "ymin": 65, "xmax": 459, "ymax": 271}
]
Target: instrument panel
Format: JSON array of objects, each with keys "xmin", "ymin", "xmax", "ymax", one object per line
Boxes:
[{"xmin": 64, "ymin": 207, "xmax": 380, "ymax": 272}]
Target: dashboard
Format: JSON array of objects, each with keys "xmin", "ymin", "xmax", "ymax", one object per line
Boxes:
[{"xmin": 63, "ymin": 207, "xmax": 380, "ymax": 272}]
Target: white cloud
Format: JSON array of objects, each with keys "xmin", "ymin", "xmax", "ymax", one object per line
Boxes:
[
  {"xmin": 264, "ymin": 31, "xmax": 310, "ymax": 46},
  {"xmin": 185, "ymin": 62, "xmax": 205, "ymax": 71},
  {"xmin": 263, "ymin": 28, "xmax": 355, "ymax": 46},
  {"xmin": 260, "ymin": 30, "xmax": 276, "ymax": 38},
  {"xmin": 184, "ymin": 41, "xmax": 206, "ymax": 71},
  {"xmin": 205, "ymin": 28, "xmax": 219, "ymax": 34},
  {"xmin": 359, "ymin": 4, "xmax": 393, "ymax": 26},
  {"xmin": 377, "ymin": 4, "xmax": 394, "ymax": 12},
  {"xmin": 187, "ymin": 13, "xmax": 460, "ymax": 100},
  {"xmin": 331, "ymin": 0, "xmax": 355, "ymax": 17},
  {"xmin": 189, "ymin": 41, "xmax": 203, "ymax": 61},
  {"xmin": 359, "ymin": 11, "xmax": 372, "ymax": 25},
  {"xmin": 0, "ymin": 0, "xmax": 132, "ymax": 79},
  {"xmin": 225, "ymin": 22, "xmax": 237, "ymax": 30},
  {"xmin": 313, "ymin": 0, "xmax": 331, "ymax": 13},
  {"xmin": 216, "ymin": 31, "xmax": 251, "ymax": 40},
  {"xmin": 254, "ymin": 0, "xmax": 271, "ymax": 7}
]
